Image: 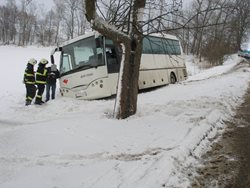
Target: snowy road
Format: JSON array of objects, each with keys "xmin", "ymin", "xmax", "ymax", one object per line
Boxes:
[{"xmin": 0, "ymin": 46, "xmax": 250, "ymax": 188}]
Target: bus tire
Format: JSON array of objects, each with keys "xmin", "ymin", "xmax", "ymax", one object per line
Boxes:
[{"xmin": 170, "ymin": 72, "xmax": 177, "ymax": 84}]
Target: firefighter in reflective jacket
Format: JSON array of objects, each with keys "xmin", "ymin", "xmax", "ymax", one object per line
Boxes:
[
  {"xmin": 35, "ymin": 58, "xmax": 48, "ymax": 105},
  {"xmin": 23, "ymin": 58, "xmax": 37, "ymax": 106}
]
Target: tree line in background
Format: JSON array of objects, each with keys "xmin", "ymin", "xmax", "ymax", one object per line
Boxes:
[
  {"xmin": 0, "ymin": 0, "xmax": 249, "ymax": 65},
  {"xmin": 0, "ymin": 0, "xmax": 88, "ymax": 46},
  {"xmin": 181, "ymin": 0, "xmax": 250, "ymax": 64}
]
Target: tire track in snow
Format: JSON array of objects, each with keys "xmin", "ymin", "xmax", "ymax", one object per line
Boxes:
[{"xmin": 0, "ymin": 146, "xmax": 179, "ymax": 168}]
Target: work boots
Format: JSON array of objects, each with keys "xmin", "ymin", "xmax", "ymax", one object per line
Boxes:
[{"xmin": 25, "ymin": 100, "xmax": 31, "ymax": 106}]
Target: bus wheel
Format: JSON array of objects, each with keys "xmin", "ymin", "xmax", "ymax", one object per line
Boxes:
[{"xmin": 170, "ymin": 72, "xmax": 177, "ymax": 84}]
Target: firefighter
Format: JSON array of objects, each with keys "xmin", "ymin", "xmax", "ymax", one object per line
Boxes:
[
  {"xmin": 35, "ymin": 58, "xmax": 48, "ymax": 105},
  {"xmin": 23, "ymin": 58, "xmax": 37, "ymax": 106}
]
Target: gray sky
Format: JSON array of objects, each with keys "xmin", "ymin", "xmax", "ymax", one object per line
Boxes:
[
  {"xmin": 0, "ymin": 0, "xmax": 54, "ymax": 9},
  {"xmin": 1, "ymin": 0, "xmax": 192, "ymax": 9}
]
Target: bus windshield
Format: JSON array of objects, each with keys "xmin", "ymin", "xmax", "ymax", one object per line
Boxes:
[{"xmin": 60, "ymin": 36, "xmax": 104, "ymax": 74}]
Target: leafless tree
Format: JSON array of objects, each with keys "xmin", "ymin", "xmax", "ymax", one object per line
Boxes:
[
  {"xmin": 60, "ymin": 0, "xmax": 82, "ymax": 39},
  {"xmin": 83, "ymin": 0, "xmax": 250, "ymax": 118},
  {"xmin": 45, "ymin": 10, "xmax": 55, "ymax": 45},
  {"xmin": 233, "ymin": 0, "xmax": 250, "ymax": 49},
  {"xmin": 84, "ymin": 0, "xmax": 184, "ymax": 119},
  {"xmin": 0, "ymin": 0, "xmax": 249, "ymax": 50},
  {"xmin": 85, "ymin": 0, "xmax": 146, "ymax": 119},
  {"xmin": 35, "ymin": 9, "xmax": 56, "ymax": 46},
  {"xmin": 75, "ymin": 0, "xmax": 88, "ymax": 35},
  {"xmin": 181, "ymin": 0, "xmax": 250, "ymax": 65},
  {"xmin": 0, "ymin": 0, "xmax": 18, "ymax": 44},
  {"xmin": 17, "ymin": 0, "xmax": 36, "ymax": 46},
  {"xmin": 53, "ymin": 0, "xmax": 65, "ymax": 44}
]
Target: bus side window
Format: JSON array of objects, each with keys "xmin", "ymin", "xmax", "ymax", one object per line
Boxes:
[
  {"xmin": 61, "ymin": 54, "xmax": 72, "ymax": 73},
  {"xmin": 106, "ymin": 47, "xmax": 118, "ymax": 65},
  {"xmin": 87, "ymin": 52, "xmax": 103, "ymax": 66},
  {"xmin": 106, "ymin": 47, "xmax": 120, "ymax": 73}
]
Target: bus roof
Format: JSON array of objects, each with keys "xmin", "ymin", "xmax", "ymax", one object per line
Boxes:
[
  {"xmin": 60, "ymin": 32, "xmax": 97, "ymax": 47},
  {"xmin": 59, "ymin": 32, "xmax": 179, "ymax": 47},
  {"xmin": 146, "ymin": 33, "xmax": 179, "ymax": 40}
]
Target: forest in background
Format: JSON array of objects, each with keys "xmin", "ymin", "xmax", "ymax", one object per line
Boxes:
[{"xmin": 0, "ymin": 0, "xmax": 249, "ymax": 65}]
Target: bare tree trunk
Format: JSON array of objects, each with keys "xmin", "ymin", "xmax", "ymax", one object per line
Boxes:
[
  {"xmin": 84, "ymin": 0, "xmax": 145, "ymax": 119},
  {"xmin": 115, "ymin": 36, "xmax": 143, "ymax": 119},
  {"xmin": 116, "ymin": 0, "xmax": 145, "ymax": 119}
]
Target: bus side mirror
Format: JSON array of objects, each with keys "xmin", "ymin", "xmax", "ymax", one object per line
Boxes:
[{"xmin": 51, "ymin": 55, "xmax": 55, "ymax": 64}]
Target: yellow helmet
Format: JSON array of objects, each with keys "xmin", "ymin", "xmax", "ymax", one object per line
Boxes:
[
  {"xmin": 40, "ymin": 58, "xmax": 48, "ymax": 65},
  {"xmin": 28, "ymin": 58, "xmax": 37, "ymax": 65}
]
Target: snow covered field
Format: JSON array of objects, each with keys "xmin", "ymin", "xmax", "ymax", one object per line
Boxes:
[{"xmin": 0, "ymin": 46, "xmax": 250, "ymax": 188}]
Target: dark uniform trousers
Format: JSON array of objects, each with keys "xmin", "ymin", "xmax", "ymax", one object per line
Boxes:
[
  {"xmin": 35, "ymin": 84, "xmax": 45, "ymax": 103},
  {"xmin": 25, "ymin": 84, "xmax": 36, "ymax": 104},
  {"xmin": 35, "ymin": 65, "xmax": 48, "ymax": 104},
  {"xmin": 24, "ymin": 64, "xmax": 36, "ymax": 105}
]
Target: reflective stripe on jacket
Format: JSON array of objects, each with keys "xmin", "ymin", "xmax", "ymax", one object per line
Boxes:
[
  {"xmin": 36, "ymin": 67, "xmax": 48, "ymax": 85},
  {"xmin": 24, "ymin": 64, "xmax": 35, "ymax": 85}
]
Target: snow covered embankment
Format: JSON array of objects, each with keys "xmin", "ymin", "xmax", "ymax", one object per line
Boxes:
[{"xmin": 0, "ymin": 47, "xmax": 250, "ymax": 188}]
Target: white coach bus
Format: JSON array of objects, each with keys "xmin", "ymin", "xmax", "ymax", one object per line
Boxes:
[{"xmin": 50, "ymin": 32, "xmax": 187, "ymax": 100}]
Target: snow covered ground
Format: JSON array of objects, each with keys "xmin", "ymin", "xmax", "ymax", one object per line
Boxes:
[{"xmin": 0, "ymin": 46, "xmax": 250, "ymax": 188}]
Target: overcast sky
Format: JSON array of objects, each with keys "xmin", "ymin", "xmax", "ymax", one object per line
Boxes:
[
  {"xmin": 0, "ymin": 0, "xmax": 54, "ymax": 8},
  {"xmin": 1, "ymin": 0, "xmax": 191, "ymax": 9}
]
